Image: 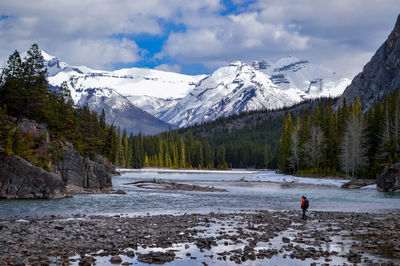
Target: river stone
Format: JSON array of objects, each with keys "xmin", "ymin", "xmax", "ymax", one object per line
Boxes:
[
  {"xmin": 137, "ymin": 251, "xmax": 175, "ymax": 264},
  {"xmin": 377, "ymin": 163, "xmax": 400, "ymax": 192},
  {"xmin": 0, "ymin": 154, "xmax": 67, "ymax": 199},
  {"xmin": 110, "ymin": 255, "xmax": 122, "ymax": 264}
]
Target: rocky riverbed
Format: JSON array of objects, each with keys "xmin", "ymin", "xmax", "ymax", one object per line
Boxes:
[{"xmin": 0, "ymin": 211, "xmax": 399, "ymax": 265}]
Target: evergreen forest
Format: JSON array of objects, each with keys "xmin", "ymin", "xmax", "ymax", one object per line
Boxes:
[{"xmin": 279, "ymin": 94, "xmax": 400, "ymax": 178}]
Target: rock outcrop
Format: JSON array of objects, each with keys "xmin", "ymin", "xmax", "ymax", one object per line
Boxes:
[
  {"xmin": 0, "ymin": 154, "xmax": 68, "ymax": 199},
  {"xmin": 15, "ymin": 117, "xmax": 50, "ymax": 143},
  {"xmin": 0, "ymin": 118, "xmax": 115, "ymax": 199},
  {"xmin": 337, "ymin": 15, "xmax": 400, "ymax": 110},
  {"xmin": 55, "ymin": 150, "xmax": 113, "ymax": 193},
  {"xmin": 377, "ymin": 163, "xmax": 400, "ymax": 192}
]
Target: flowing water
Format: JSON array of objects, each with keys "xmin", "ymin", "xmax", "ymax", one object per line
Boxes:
[{"xmin": 1, "ymin": 169, "xmax": 399, "ymax": 218}]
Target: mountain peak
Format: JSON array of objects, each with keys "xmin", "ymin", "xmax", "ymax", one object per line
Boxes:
[
  {"xmin": 385, "ymin": 14, "xmax": 400, "ymax": 57},
  {"xmin": 229, "ymin": 61, "xmax": 245, "ymax": 67},
  {"xmin": 40, "ymin": 50, "xmax": 57, "ymax": 61},
  {"xmin": 252, "ymin": 60, "xmax": 271, "ymax": 70}
]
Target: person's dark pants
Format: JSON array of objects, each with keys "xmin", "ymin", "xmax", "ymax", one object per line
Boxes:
[{"xmin": 302, "ymin": 209, "xmax": 307, "ymax": 219}]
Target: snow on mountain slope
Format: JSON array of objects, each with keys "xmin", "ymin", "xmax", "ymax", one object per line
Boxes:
[
  {"xmin": 39, "ymin": 50, "xmax": 349, "ymax": 129},
  {"xmin": 161, "ymin": 61, "xmax": 297, "ymax": 127},
  {"xmin": 76, "ymin": 87, "xmax": 171, "ymax": 135},
  {"xmin": 253, "ymin": 56, "xmax": 350, "ymax": 99},
  {"xmin": 125, "ymin": 95, "xmax": 179, "ymax": 117},
  {"xmin": 42, "ymin": 51, "xmax": 171, "ymax": 135},
  {"xmin": 44, "ymin": 50, "xmax": 205, "ymax": 117}
]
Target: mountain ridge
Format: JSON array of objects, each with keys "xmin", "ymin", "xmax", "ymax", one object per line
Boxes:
[
  {"xmin": 42, "ymin": 51, "xmax": 172, "ymax": 135},
  {"xmin": 40, "ymin": 50, "xmax": 349, "ymax": 129}
]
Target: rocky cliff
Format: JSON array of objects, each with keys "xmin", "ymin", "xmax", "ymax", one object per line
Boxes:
[
  {"xmin": 0, "ymin": 118, "xmax": 116, "ymax": 199},
  {"xmin": 55, "ymin": 149, "xmax": 113, "ymax": 193},
  {"xmin": 0, "ymin": 153, "xmax": 68, "ymax": 199},
  {"xmin": 337, "ymin": 15, "xmax": 400, "ymax": 110}
]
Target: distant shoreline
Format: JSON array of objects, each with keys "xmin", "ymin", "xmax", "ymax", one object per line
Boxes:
[
  {"xmin": 116, "ymin": 168, "xmax": 358, "ymax": 188},
  {"xmin": 117, "ymin": 167, "xmax": 262, "ymax": 174}
]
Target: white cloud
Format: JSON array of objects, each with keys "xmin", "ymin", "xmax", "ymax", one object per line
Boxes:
[
  {"xmin": 157, "ymin": 0, "xmax": 399, "ymax": 76},
  {"xmin": 157, "ymin": 11, "xmax": 309, "ymax": 68},
  {"xmin": 0, "ymin": 0, "xmax": 222, "ymax": 68},
  {"xmin": 53, "ymin": 38, "xmax": 141, "ymax": 69},
  {"xmin": 0, "ymin": 0, "xmax": 398, "ymax": 77}
]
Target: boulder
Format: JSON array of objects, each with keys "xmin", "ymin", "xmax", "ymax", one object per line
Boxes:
[
  {"xmin": 0, "ymin": 154, "xmax": 68, "ymax": 199},
  {"xmin": 377, "ymin": 163, "xmax": 400, "ymax": 192},
  {"xmin": 109, "ymin": 256, "xmax": 123, "ymax": 264},
  {"xmin": 56, "ymin": 150, "xmax": 113, "ymax": 192}
]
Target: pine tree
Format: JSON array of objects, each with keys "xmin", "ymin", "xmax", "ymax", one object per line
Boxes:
[
  {"xmin": 279, "ymin": 112, "xmax": 294, "ymax": 172},
  {"xmin": 99, "ymin": 109, "xmax": 106, "ymax": 130},
  {"xmin": 0, "ymin": 51, "xmax": 24, "ymax": 116},
  {"xmin": 21, "ymin": 44, "xmax": 48, "ymax": 121},
  {"xmin": 288, "ymin": 115, "xmax": 301, "ymax": 173}
]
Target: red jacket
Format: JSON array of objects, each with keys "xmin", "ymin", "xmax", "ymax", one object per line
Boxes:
[{"xmin": 301, "ymin": 199, "xmax": 305, "ymax": 208}]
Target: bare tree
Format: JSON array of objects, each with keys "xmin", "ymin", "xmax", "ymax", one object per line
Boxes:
[
  {"xmin": 379, "ymin": 104, "xmax": 391, "ymax": 159},
  {"xmin": 303, "ymin": 124, "xmax": 324, "ymax": 169},
  {"xmin": 289, "ymin": 130, "xmax": 300, "ymax": 173},
  {"xmin": 339, "ymin": 114, "xmax": 368, "ymax": 178},
  {"xmin": 392, "ymin": 101, "xmax": 400, "ymax": 153},
  {"xmin": 340, "ymin": 133, "xmax": 351, "ymax": 177}
]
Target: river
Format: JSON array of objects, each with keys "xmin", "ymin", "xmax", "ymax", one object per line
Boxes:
[{"xmin": 1, "ymin": 169, "xmax": 399, "ymax": 218}]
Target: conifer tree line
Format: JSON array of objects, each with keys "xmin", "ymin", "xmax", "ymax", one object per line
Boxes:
[
  {"xmin": 279, "ymin": 93, "xmax": 400, "ymax": 178},
  {"xmin": 125, "ymin": 131, "xmax": 227, "ymax": 169},
  {"xmin": 125, "ymin": 110, "xmax": 285, "ymax": 169}
]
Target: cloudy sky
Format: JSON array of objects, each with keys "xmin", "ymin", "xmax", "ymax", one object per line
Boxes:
[{"xmin": 0, "ymin": 0, "xmax": 398, "ymax": 77}]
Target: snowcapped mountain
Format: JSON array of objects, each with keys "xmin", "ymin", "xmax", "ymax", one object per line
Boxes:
[
  {"xmin": 252, "ymin": 56, "xmax": 350, "ymax": 100},
  {"xmin": 75, "ymin": 87, "xmax": 171, "ymax": 135},
  {"xmin": 42, "ymin": 51, "xmax": 176, "ymax": 135},
  {"xmin": 44, "ymin": 51, "xmax": 205, "ymax": 116},
  {"xmin": 159, "ymin": 58, "xmax": 350, "ymax": 128},
  {"xmin": 38, "ymin": 50, "xmax": 349, "ymax": 130},
  {"xmin": 160, "ymin": 61, "xmax": 298, "ymax": 127}
]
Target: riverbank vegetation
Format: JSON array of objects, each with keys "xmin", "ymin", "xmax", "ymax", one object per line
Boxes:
[{"xmin": 279, "ymin": 92, "xmax": 400, "ymax": 178}]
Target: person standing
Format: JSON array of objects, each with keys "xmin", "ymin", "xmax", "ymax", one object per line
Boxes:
[{"xmin": 301, "ymin": 196, "xmax": 309, "ymax": 220}]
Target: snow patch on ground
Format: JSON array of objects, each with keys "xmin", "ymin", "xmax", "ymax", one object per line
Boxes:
[
  {"xmin": 118, "ymin": 168, "xmax": 350, "ymax": 187},
  {"xmin": 361, "ymin": 184, "xmax": 377, "ymax": 189},
  {"xmin": 117, "ymin": 168, "xmax": 259, "ymax": 174},
  {"xmin": 244, "ymin": 171, "xmax": 350, "ymax": 187}
]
